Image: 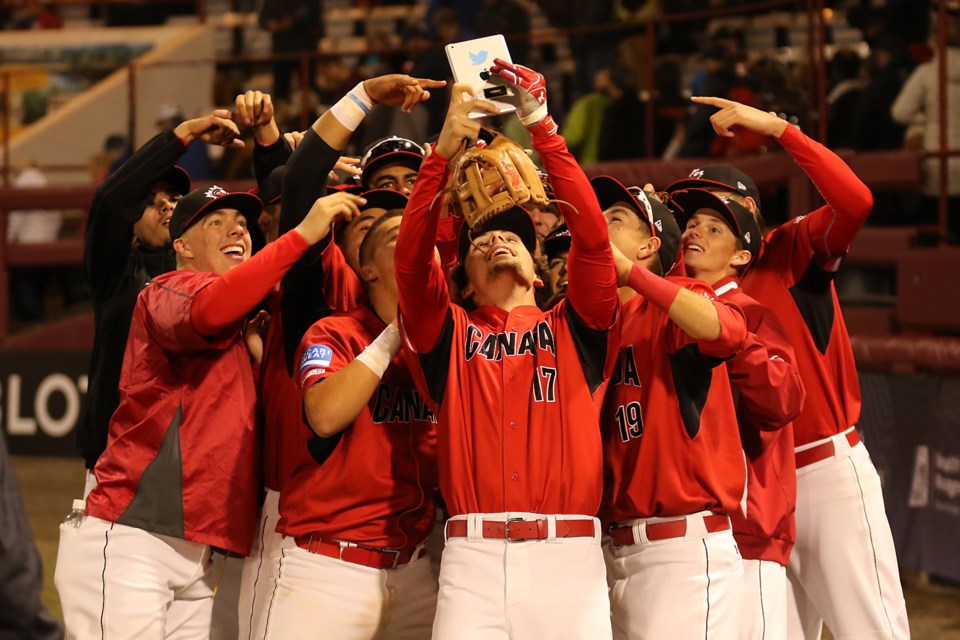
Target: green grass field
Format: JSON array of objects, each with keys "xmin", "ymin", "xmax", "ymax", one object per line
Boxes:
[{"xmin": 11, "ymin": 455, "xmax": 960, "ymax": 638}]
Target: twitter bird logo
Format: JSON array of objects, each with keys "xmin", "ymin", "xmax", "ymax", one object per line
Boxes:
[{"xmin": 469, "ymin": 50, "xmax": 488, "ymax": 65}]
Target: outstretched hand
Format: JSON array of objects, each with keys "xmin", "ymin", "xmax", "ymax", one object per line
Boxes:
[
  {"xmin": 488, "ymin": 58, "xmax": 551, "ymax": 129},
  {"xmin": 211, "ymin": 90, "xmax": 279, "ymax": 144},
  {"xmin": 174, "ymin": 113, "xmax": 245, "ymax": 149},
  {"xmin": 435, "ymin": 83, "xmax": 499, "ymax": 159},
  {"xmin": 364, "ymin": 74, "xmax": 447, "ymax": 113},
  {"xmin": 295, "ymin": 191, "xmax": 367, "ymax": 245},
  {"xmin": 692, "ymin": 96, "xmax": 788, "ymax": 139}
]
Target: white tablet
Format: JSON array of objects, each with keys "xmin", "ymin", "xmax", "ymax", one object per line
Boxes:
[{"xmin": 445, "ymin": 34, "xmax": 518, "ymax": 117}]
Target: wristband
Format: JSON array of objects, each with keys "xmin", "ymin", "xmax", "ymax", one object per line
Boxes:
[
  {"xmin": 328, "ymin": 82, "xmax": 374, "ymax": 132},
  {"xmin": 355, "ymin": 323, "xmax": 401, "ymax": 378}
]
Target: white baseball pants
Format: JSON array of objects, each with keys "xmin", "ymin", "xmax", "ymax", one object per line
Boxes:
[
  {"xmin": 605, "ymin": 511, "xmax": 744, "ymax": 640},
  {"xmin": 262, "ymin": 541, "xmax": 438, "ymax": 640},
  {"xmin": 55, "ymin": 516, "xmax": 216, "ymax": 640},
  {"xmin": 786, "ymin": 429, "xmax": 909, "ymax": 640},
  {"xmin": 237, "ymin": 488, "xmax": 282, "ymax": 640},
  {"xmin": 432, "ymin": 513, "xmax": 611, "ymax": 640},
  {"xmin": 740, "ymin": 558, "xmax": 787, "ymax": 640}
]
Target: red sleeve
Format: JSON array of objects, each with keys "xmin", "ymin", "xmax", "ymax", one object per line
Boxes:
[
  {"xmin": 319, "ymin": 240, "xmax": 363, "ymax": 312},
  {"xmin": 529, "ymin": 123, "xmax": 618, "ymax": 330},
  {"xmin": 777, "ymin": 125, "xmax": 873, "ymax": 267},
  {"xmin": 395, "ymin": 151, "xmax": 452, "ymax": 353},
  {"xmin": 142, "ymin": 271, "xmax": 236, "ymax": 352},
  {"xmin": 724, "ymin": 292, "xmax": 805, "ymax": 429},
  {"xmin": 654, "ymin": 276, "xmax": 747, "ymax": 359},
  {"xmin": 295, "ymin": 317, "xmax": 354, "ymax": 389},
  {"xmin": 191, "ymin": 230, "xmax": 309, "ymax": 337}
]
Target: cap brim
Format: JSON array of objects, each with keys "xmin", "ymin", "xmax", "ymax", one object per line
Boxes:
[
  {"xmin": 183, "ymin": 192, "xmax": 264, "ymax": 233},
  {"xmin": 458, "ymin": 205, "xmax": 538, "ymax": 263},
  {"xmin": 591, "ymin": 176, "xmax": 641, "ymax": 216},
  {"xmin": 670, "ymin": 188, "xmax": 742, "ymax": 236},
  {"xmin": 665, "ymin": 177, "xmax": 743, "ymax": 195},
  {"xmin": 159, "ymin": 166, "xmax": 191, "ymax": 196},
  {"xmin": 360, "ymin": 189, "xmax": 408, "ymax": 212},
  {"xmin": 543, "ymin": 233, "xmax": 571, "ymax": 260},
  {"xmin": 362, "ymin": 151, "xmax": 423, "ymax": 185}
]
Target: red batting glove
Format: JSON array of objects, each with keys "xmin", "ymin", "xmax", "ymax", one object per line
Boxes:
[{"xmin": 490, "ymin": 58, "xmax": 558, "ymax": 135}]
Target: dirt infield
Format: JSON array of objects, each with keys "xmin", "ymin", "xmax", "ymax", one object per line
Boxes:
[{"xmin": 12, "ymin": 455, "xmax": 960, "ymax": 638}]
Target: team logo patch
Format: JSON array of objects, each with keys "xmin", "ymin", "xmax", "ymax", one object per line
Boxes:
[
  {"xmin": 300, "ymin": 345, "xmax": 333, "ymax": 383},
  {"xmin": 654, "ymin": 219, "xmax": 663, "ymax": 232},
  {"xmin": 689, "ymin": 168, "xmax": 704, "ymax": 179},
  {"xmin": 737, "ymin": 181, "xmax": 747, "ymax": 192},
  {"xmin": 744, "ymin": 231, "xmax": 751, "ymax": 244},
  {"xmin": 204, "ymin": 185, "xmax": 228, "ymax": 199}
]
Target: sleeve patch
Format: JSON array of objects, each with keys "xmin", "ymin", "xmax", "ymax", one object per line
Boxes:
[{"xmin": 300, "ymin": 345, "xmax": 333, "ymax": 385}]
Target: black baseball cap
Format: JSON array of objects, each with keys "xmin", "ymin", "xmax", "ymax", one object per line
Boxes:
[
  {"xmin": 458, "ymin": 205, "xmax": 538, "ymax": 265},
  {"xmin": 543, "ymin": 224, "xmax": 571, "ymax": 261},
  {"xmin": 360, "ymin": 136, "xmax": 424, "ymax": 187},
  {"xmin": 169, "ymin": 185, "xmax": 263, "ymax": 240},
  {"xmin": 257, "ymin": 166, "xmax": 285, "ymax": 206},
  {"xmin": 157, "ymin": 165, "xmax": 191, "ymax": 197},
  {"xmin": 591, "ymin": 175, "xmax": 682, "ymax": 275},
  {"xmin": 665, "ymin": 164, "xmax": 761, "ymax": 208},
  {"xmin": 670, "ymin": 187, "xmax": 762, "ymax": 261},
  {"xmin": 359, "ymin": 188, "xmax": 408, "ymax": 212}
]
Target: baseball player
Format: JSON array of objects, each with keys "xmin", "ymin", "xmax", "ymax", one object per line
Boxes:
[
  {"xmin": 666, "ymin": 96, "xmax": 909, "ymax": 639},
  {"xmin": 541, "ymin": 223, "xmax": 570, "ymax": 309},
  {"xmin": 592, "ymin": 176, "xmax": 749, "ymax": 639},
  {"xmin": 54, "ymin": 185, "xmax": 354, "ymax": 639},
  {"xmin": 360, "ymin": 135, "xmax": 425, "ymax": 194},
  {"xmin": 77, "ymin": 114, "xmax": 240, "ymax": 495},
  {"xmin": 669, "ymin": 186, "xmax": 807, "ymax": 639},
  {"xmin": 395, "ymin": 66, "xmax": 620, "ymax": 637},
  {"xmin": 262, "ymin": 210, "xmax": 438, "ymax": 639},
  {"xmin": 238, "ymin": 75, "xmax": 440, "ymax": 640}
]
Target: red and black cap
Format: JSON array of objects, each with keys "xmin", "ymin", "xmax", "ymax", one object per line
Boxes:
[
  {"xmin": 359, "ymin": 188, "xmax": 408, "ymax": 212},
  {"xmin": 169, "ymin": 185, "xmax": 263, "ymax": 240},
  {"xmin": 670, "ymin": 187, "xmax": 762, "ymax": 260},
  {"xmin": 157, "ymin": 165, "xmax": 191, "ymax": 197},
  {"xmin": 664, "ymin": 164, "xmax": 760, "ymax": 207},
  {"xmin": 542, "ymin": 224, "xmax": 570, "ymax": 261},
  {"xmin": 458, "ymin": 205, "xmax": 538, "ymax": 265},
  {"xmin": 360, "ymin": 136, "xmax": 425, "ymax": 187},
  {"xmin": 591, "ymin": 175, "xmax": 682, "ymax": 275}
]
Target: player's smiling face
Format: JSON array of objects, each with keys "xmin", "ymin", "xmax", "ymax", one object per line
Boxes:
[
  {"xmin": 546, "ymin": 250, "xmax": 569, "ymax": 299},
  {"xmin": 175, "ymin": 208, "xmax": 252, "ymax": 275},
  {"xmin": 681, "ymin": 209, "xmax": 750, "ymax": 283},
  {"xmin": 463, "ymin": 228, "xmax": 540, "ymax": 295},
  {"xmin": 134, "ymin": 186, "xmax": 180, "ymax": 249}
]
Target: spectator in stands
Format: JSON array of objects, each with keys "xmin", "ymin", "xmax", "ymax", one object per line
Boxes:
[
  {"xmin": 259, "ymin": 0, "xmax": 324, "ymax": 102},
  {"xmin": 156, "ymin": 104, "xmax": 215, "ymax": 181},
  {"xmin": 598, "ymin": 66, "xmax": 645, "ymax": 161},
  {"xmin": 853, "ymin": 34, "xmax": 907, "ymax": 151},
  {"xmin": 409, "ymin": 9, "xmax": 462, "ymax": 138},
  {"xmin": 89, "ymin": 133, "xmax": 131, "ymax": 183},
  {"xmin": 891, "ymin": 13, "xmax": 960, "ymax": 236},
  {"xmin": 424, "ymin": 0, "xmax": 480, "ymax": 41},
  {"xmin": 562, "ymin": 67, "xmax": 613, "ymax": 164},
  {"xmin": 7, "ymin": 164, "xmax": 62, "ymax": 322},
  {"xmin": 653, "ymin": 57, "xmax": 689, "ymax": 158},
  {"xmin": 476, "ymin": 0, "xmax": 531, "ymax": 65},
  {"xmin": 533, "ymin": 0, "xmax": 615, "ymax": 99},
  {"xmin": 680, "ymin": 44, "xmax": 737, "ymax": 157},
  {"xmin": 827, "ymin": 49, "xmax": 866, "ymax": 149},
  {"xmin": 8, "ymin": 0, "xmax": 61, "ymax": 29}
]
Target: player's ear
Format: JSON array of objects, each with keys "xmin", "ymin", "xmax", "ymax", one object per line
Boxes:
[
  {"xmin": 743, "ymin": 197, "xmax": 758, "ymax": 214},
  {"xmin": 359, "ymin": 263, "xmax": 377, "ymax": 284},
  {"xmin": 731, "ymin": 249, "xmax": 752, "ymax": 268},
  {"xmin": 636, "ymin": 235, "xmax": 660, "ymax": 261},
  {"xmin": 173, "ymin": 236, "xmax": 193, "ymax": 259}
]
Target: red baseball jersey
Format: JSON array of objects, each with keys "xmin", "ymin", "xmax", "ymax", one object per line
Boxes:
[
  {"xmin": 602, "ymin": 278, "xmax": 747, "ymax": 522},
  {"xmin": 741, "ymin": 124, "xmax": 873, "ymax": 448},
  {"xmin": 741, "ymin": 220, "xmax": 860, "ymax": 448},
  {"xmin": 86, "ymin": 270, "xmax": 259, "ymax": 555},
  {"xmin": 715, "ymin": 277, "xmax": 804, "ymax": 566},
  {"xmin": 258, "ymin": 292, "xmax": 307, "ymax": 493},
  {"xmin": 395, "ymin": 126, "xmax": 620, "ymax": 517},
  {"xmin": 278, "ymin": 305, "xmax": 438, "ymax": 549}
]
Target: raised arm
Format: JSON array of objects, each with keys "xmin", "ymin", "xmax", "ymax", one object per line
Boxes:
[
  {"xmin": 693, "ymin": 96, "xmax": 873, "ymax": 267},
  {"xmin": 191, "ymin": 192, "xmax": 360, "ymax": 337},
  {"xmin": 490, "ymin": 59, "xmax": 618, "ymax": 329},
  {"xmin": 395, "ymin": 88, "xmax": 499, "ymax": 352}
]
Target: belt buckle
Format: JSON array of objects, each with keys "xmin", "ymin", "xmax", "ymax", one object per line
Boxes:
[
  {"xmin": 354, "ymin": 541, "xmax": 402, "ymax": 568},
  {"xmin": 504, "ymin": 517, "xmax": 529, "ymax": 543}
]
